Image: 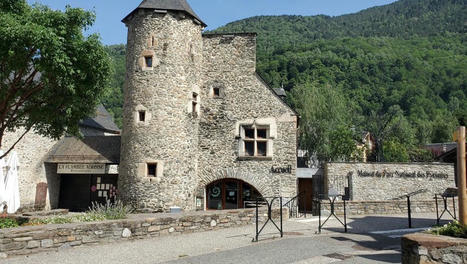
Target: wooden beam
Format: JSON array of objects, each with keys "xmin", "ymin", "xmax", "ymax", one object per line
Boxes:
[{"xmin": 455, "ymin": 127, "xmax": 466, "ymax": 226}]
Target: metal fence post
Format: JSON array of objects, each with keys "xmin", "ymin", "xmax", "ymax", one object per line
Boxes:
[
  {"xmin": 407, "ymin": 195, "xmax": 412, "ymax": 228},
  {"xmin": 280, "ymin": 197, "xmax": 283, "ymax": 238},
  {"xmin": 435, "ymin": 194, "xmax": 440, "ymax": 226},
  {"xmin": 255, "ymin": 199, "xmax": 259, "ymax": 242},
  {"xmin": 318, "ymin": 199, "xmax": 322, "ymax": 234},
  {"xmin": 343, "ymin": 198, "xmax": 347, "ymax": 233}
]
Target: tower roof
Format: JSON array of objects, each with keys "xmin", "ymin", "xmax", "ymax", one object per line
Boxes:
[{"xmin": 122, "ymin": 0, "xmax": 207, "ymax": 27}]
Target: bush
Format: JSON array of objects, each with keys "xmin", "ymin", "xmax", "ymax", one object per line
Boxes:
[
  {"xmin": 431, "ymin": 221, "xmax": 467, "ymax": 238},
  {"xmin": 0, "ymin": 217, "xmax": 19, "ymax": 229},
  {"xmin": 87, "ymin": 200, "xmax": 132, "ymax": 220}
]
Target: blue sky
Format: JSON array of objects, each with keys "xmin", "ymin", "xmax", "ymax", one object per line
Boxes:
[{"xmin": 26, "ymin": 0, "xmax": 398, "ymax": 45}]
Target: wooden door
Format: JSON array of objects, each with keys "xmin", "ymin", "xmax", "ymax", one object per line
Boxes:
[{"xmin": 298, "ymin": 178, "xmax": 313, "ymax": 212}]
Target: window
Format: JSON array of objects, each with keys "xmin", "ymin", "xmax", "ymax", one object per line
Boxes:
[
  {"xmin": 147, "ymin": 163, "xmax": 157, "ymax": 177},
  {"xmin": 213, "ymin": 87, "xmax": 221, "ymax": 97},
  {"xmin": 138, "ymin": 111, "xmax": 146, "ymax": 122},
  {"xmin": 144, "ymin": 56, "xmax": 153, "ymax": 68},
  {"xmin": 151, "ymin": 36, "xmax": 155, "ymax": 47},
  {"xmin": 241, "ymin": 126, "xmax": 269, "ymax": 157},
  {"xmin": 192, "ymin": 92, "xmax": 198, "ymax": 118}
]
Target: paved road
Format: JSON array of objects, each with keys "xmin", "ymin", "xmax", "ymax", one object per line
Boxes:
[{"xmin": 1, "ymin": 213, "xmax": 449, "ymax": 264}]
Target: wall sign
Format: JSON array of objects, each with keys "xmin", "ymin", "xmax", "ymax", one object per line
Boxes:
[
  {"xmin": 271, "ymin": 165, "xmax": 292, "ymax": 174},
  {"xmin": 57, "ymin": 164, "xmax": 106, "ymax": 174},
  {"xmin": 357, "ymin": 170, "xmax": 449, "ymax": 179}
]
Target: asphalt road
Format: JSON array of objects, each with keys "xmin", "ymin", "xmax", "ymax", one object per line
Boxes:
[{"xmin": 2, "ymin": 213, "xmax": 448, "ymax": 264}]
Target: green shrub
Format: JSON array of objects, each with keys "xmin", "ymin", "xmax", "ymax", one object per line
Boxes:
[
  {"xmin": 87, "ymin": 200, "xmax": 131, "ymax": 220},
  {"xmin": 0, "ymin": 218, "xmax": 19, "ymax": 229},
  {"xmin": 28, "ymin": 216, "xmax": 74, "ymax": 225},
  {"xmin": 431, "ymin": 221, "xmax": 467, "ymax": 238}
]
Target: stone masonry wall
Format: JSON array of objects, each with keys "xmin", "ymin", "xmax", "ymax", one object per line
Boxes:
[
  {"xmin": 318, "ymin": 198, "xmax": 458, "ymax": 216},
  {"xmin": 0, "ymin": 208, "xmax": 288, "ymax": 259},
  {"xmin": 326, "ymin": 162, "xmax": 455, "ymax": 201},
  {"xmin": 402, "ymin": 233, "xmax": 467, "ymax": 264},
  {"xmin": 3, "ymin": 129, "xmax": 60, "ymax": 211},
  {"xmin": 119, "ymin": 10, "xmax": 204, "ymax": 212},
  {"xmin": 198, "ymin": 34, "xmax": 298, "ymax": 200}
]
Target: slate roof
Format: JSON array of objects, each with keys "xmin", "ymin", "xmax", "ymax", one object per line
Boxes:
[
  {"xmin": 79, "ymin": 104, "xmax": 120, "ymax": 134},
  {"xmin": 123, "ymin": 0, "xmax": 206, "ymax": 27},
  {"xmin": 273, "ymin": 88, "xmax": 287, "ymax": 97},
  {"xmin": 47, "ymin": 136, "xmax": 121, "ymax": 164}
]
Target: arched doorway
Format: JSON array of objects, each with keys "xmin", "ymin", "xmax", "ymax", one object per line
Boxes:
[{"xmin": 206, "ymin": 179, "xmax": 263, "ymax": 210}]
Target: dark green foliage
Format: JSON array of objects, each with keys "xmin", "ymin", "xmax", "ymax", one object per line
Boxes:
[
  {"xmin": 102, "ymin": 45, "xmax": 125, "ymax": 128},
  {"xmin": 0, "ymin": 217, "xmax": 19, "ymax": 229},
  {"xmin": 432, "ymin": 221, "xmax": 467, "ymax": 238},
  {"xmin": 0, "ymin": 0, "xmax": 111, "ymax": 155},
  {"xmin": 212, "ymin": 0, "xmax": 466, "ymax": 57}
]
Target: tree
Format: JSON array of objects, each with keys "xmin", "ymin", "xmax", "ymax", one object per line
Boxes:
[
  {"xmin": 289, "ymin": 82, "xmax": 357, "ymax": 162},
  {"xmin": 0, "ymin": 0, "xmax": 111, "ymax": 158}
]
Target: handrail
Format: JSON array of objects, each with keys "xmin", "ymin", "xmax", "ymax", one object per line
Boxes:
[{"xmin": 283, "ymin": 191, "xmax": 306, "ymax": 207}]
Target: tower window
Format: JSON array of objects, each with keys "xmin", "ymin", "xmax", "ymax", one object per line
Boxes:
[
  {"xmin": 145, "ymin": 56, "xmax": 153, "ymax": 68},
  {"xmin": 192, "ymin": 92, "xmax": 198, "ymax": 118},
  {"xmin": 147, "ymin": 163, "xmax": 157, "ymax": 177},
  {"xmin": 213, "ymin": 87, "xmax": 221, "ymax": 97},
  {"xmin": 138, "ymin": 111, "xmax": 146, "ymax": 122},
  {"xmin": 151, "ymin": 36, "xmax": 155, "ymax": 47}
]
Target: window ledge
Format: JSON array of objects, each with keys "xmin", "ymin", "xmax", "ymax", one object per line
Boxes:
[{"xmin": 237, "ymin": 156, "xmax": 273, "ymax": 161}]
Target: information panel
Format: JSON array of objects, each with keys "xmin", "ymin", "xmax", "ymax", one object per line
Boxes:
[{"xmin": 57, "ymin": 164, "xmax": 106, "ymax": 174}]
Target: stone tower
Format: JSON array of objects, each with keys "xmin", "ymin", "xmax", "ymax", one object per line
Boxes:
[{"xmin": 119, "ymin": 0, "xmax": 206, "ymax": 212}]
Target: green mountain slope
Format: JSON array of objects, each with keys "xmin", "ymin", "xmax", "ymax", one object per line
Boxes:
[{"xmin": 212, "ymin": 0, "xmax": 466, "ymax": 56}]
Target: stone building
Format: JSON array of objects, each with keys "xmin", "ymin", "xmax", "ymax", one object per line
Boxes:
[{"xmin": 119, "ymin": 0, "xmax": 298, "ymax": 212}]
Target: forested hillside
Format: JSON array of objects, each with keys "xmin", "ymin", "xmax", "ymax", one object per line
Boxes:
[{"xmin": 103, "ymin": 0, "xmax": 466, "ymax": 161}]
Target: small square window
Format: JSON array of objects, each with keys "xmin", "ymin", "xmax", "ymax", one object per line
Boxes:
[
  {"xmin": 139, "ymin": 111, "xmax": 146, "ymax": 122},
  {"xmin": 147, "ymin": 163, "xmax": 157, "ymax": 177},
  {"xmin": 213, "ymin": 87, "xmax": 220, "ymax": 97},
  {"xmin": 145, "ymin": 56, "xmax": 153, "ymax": 68}
]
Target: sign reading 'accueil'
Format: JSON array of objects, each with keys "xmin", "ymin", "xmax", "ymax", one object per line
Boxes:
[{"xmin": 57, "ymin": 164, "xmax": 106, "ymax": 174}]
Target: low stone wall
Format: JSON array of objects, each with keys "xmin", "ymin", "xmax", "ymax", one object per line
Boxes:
[
  {"xmin": 317, "ymin": 199, "xmax": 457, "ymax": 216},
  {"xmin": 402, "ymin": 233, "xmax": 467, "ymax": 264},
  {"xmin": 0, "ymin": 208, "xmax": 287, "ymax": 259},
  {"xmin": 325, "ymin": 162, "xmax": 455, "ymax": 201}
]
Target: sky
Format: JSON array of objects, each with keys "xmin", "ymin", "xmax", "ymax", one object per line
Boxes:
[{"xmin": 26, "ymin": 0, "xmax": 398, "ymax": 45}]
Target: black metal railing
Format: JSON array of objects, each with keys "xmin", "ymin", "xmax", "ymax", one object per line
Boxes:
[
  {"xmin": 316, "ymin": 194, "xmax": 348, "ymax": 234},
  {"xmin": 435, "ymin": 188, "xmax": 458, "ymax": 225},
  {"xmin": 253, "ymin": 197, "xmax": 283, "ymax": 242},
  {"xmin": 283, "ymin": 191, "xmax": 308, "ymax": 219}
]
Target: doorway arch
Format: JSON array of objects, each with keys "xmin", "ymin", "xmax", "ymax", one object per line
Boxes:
[{"xmin": 206, "ymin": 178, "xmax": 263, "ymax": 210}]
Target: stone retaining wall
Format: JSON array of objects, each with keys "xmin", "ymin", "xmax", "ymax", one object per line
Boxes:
[
  {"xmin": 317, "ymin": 199, "xmax": 457, "ymax": 216},
  {"xmin": 402, "ymin": 233, "xmax": 467, "ymax": 264},
  {"xmin": 325, "ymin": 162, "xmax": 455, "ymax": 201},
  {"xmin": 0, "ymin": 208, "xmax": 287, "ymax": 259}
]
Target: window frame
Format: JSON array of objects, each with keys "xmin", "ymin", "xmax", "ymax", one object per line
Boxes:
[{"xmin": 240, "ymin": 125, "xmax": 271, "ymax": 158}]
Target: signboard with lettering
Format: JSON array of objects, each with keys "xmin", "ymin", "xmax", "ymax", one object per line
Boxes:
[
  {"xmin": 57, "ymin": 164, "xmax": 106, "ymax": 174},
  {"xmin": 271, "ymin": 165, "xmax": 292, "ymax": 174},
  {"xmin": 356, "ymin": 170, "xmax": 449, "ymax": 179}
]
